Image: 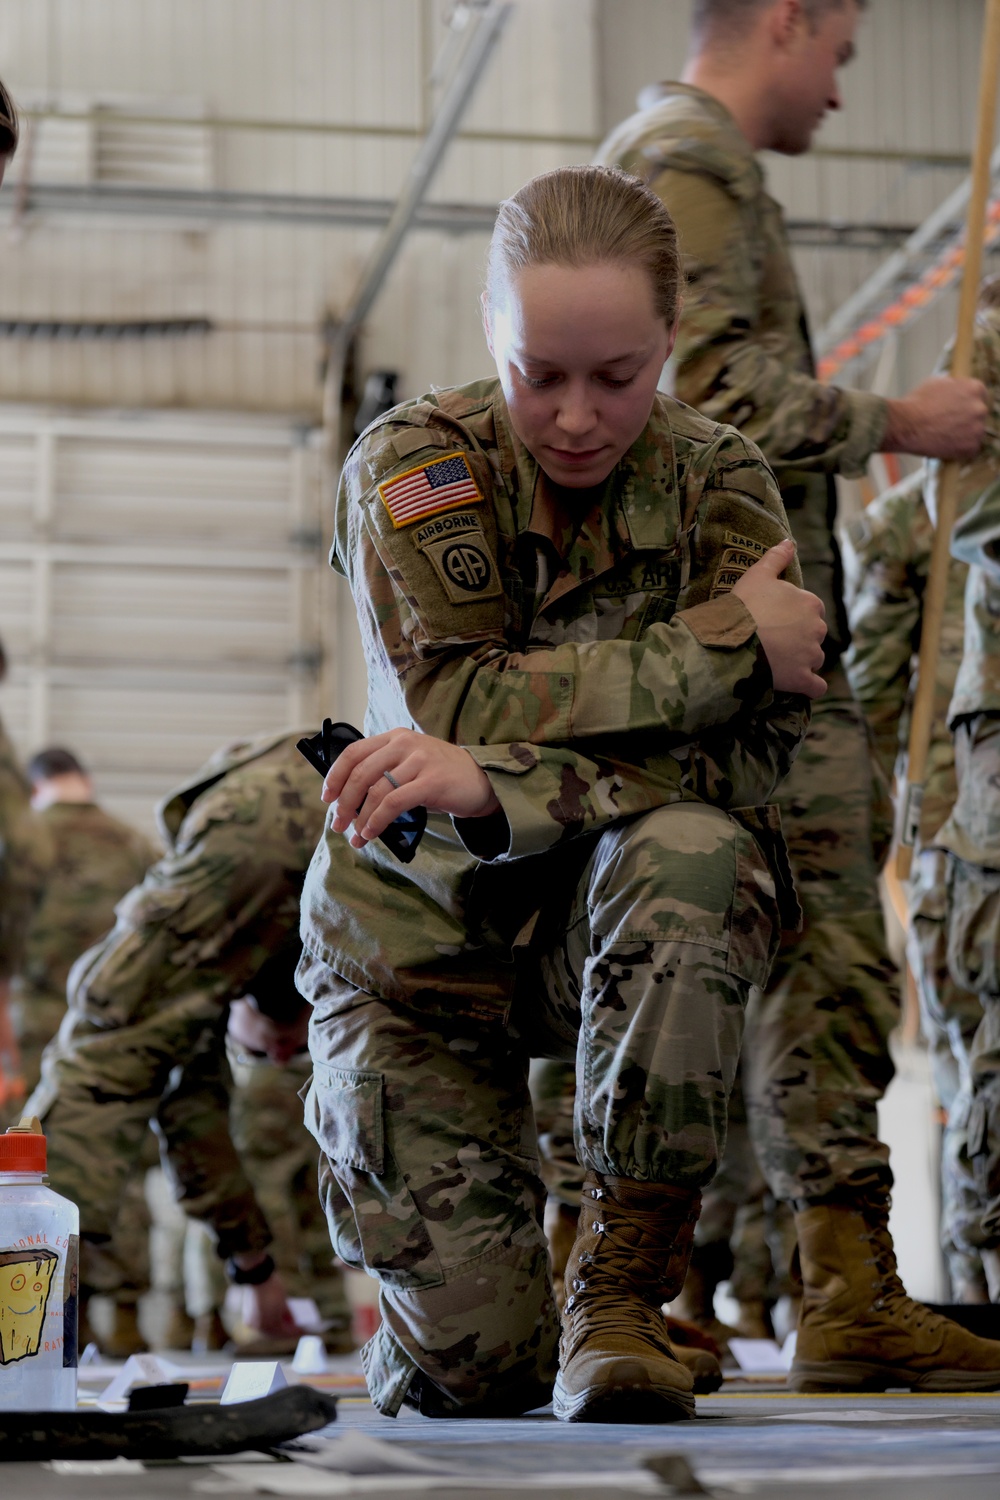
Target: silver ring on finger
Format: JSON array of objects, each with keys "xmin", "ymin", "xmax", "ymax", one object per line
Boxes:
[{"xmin": 383, "ymin": 770, "xmax": 400, "ymax": 790}]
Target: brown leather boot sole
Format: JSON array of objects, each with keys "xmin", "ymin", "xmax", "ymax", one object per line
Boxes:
[
  {"xmin": 790, "ymin": 1358, "xmax": 1000, "ymax": 1394},
  {"xmin": 553, "ymin": 1358, "xmax": 696, "ymax": 1423}
]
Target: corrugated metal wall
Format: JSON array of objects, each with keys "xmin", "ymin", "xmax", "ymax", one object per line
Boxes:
[{"xmin": 0, "ymin": 0, "xmax": 994, "ymax": 820}]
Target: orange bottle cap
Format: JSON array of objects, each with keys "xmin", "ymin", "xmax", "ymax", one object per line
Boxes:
[{"xmin": 0, "ymin": 1121, "xmax": 47, "ymax": 1172}]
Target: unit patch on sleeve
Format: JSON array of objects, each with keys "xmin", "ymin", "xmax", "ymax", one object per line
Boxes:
[
  {"xmin": 710, "ymin": 531, "xmax": 768, "ymax": 598},
  {"xmin": 378, "ymin": 451, "xmax": 483, "ymax": 528},
  {"xmin": 420, "ymin": 528, "xmax": 502, "ymax": 605}
]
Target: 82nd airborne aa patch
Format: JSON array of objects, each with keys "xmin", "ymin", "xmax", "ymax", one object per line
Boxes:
[{"xmin": 379, "ymin": 451, "xmax": 483, "ymax": 528}]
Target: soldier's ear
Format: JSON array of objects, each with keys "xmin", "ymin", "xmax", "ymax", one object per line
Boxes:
[{"xmin": 663, "ymin": 305, "xmax": 682, "ymax": 364}]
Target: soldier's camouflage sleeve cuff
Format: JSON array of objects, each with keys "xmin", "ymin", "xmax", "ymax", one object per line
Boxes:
[
  {"xmin": 839, "ymin": 389, "xmax": 890, "ymax": 478},
  {"xmin": 456, "ymin": 743, "xmax": 572, "ymax": 861}
]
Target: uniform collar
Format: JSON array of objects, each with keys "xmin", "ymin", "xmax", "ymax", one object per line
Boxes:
[
  {"xmin": 617, "ymin": 80, "xmax": 763, "ymax": 201},
  {"xmin": 489, "ymin": 386, "xmax": 682, "ymax": 607}
]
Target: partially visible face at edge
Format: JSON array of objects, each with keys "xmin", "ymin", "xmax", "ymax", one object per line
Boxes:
[
  {"xmin": 766, "ymin": 0, "xmax": 862, "ymax": 155},
  {"xmin": 484, "ymin": 261, "xmax": 676, "ymax": 493},
  {"xmin": 228, "ymin": 995, "xmax": 309, "ymax": 1065}
]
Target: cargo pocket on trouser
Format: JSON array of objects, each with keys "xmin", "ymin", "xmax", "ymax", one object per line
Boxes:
[
  {"xmin": 302, "ymin": 1061, "xmax": 444, "ymax": 1290},
  {"xmin": 302, "ymin": 1054, "xmax": 558, "ymax": 1418}
]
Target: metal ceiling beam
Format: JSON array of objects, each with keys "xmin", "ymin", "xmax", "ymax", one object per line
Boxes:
[
  {"xmin": 0, "ymin": 182, "xmax": 922, "ymax": 250},
  {"xmin": 20, "ymin": 106, "xmax": 977, "ymax": 168}
]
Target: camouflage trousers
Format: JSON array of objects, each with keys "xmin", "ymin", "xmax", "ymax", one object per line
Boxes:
[
  {"xmin": 743, "ymin": 667, "xmax": 901, "ymax": 1203},
  {"xmin": 531, "ymin": 1059, "xmax": 793, "ymax": 1305},
  {"xmin": 907, "ymin": 844, "xmax": 987, "ymax": 1292},
  {"xmin": 299, "ymin": 801, "xmax": 782, "ymax": 1417},
  {"xmin": 228, "ymin": 1048, "xmax": 348, "ymax": 1326},
  {"xmin": 943, "ymin": 716, "xmax": 1000, "ymax": 1252}
]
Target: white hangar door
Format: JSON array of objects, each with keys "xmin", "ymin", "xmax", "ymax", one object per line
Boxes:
[{"xmin": 0, "ymin": 406, "xmax": 328, "ymax": 834}]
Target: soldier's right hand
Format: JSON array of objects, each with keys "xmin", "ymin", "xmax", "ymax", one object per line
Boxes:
[
  {"xmin": 883, "ymin": 375, "xmax": 988, "ymax": 461},
  {"xmin": 732, "ymin": 539, "xmax": 827, "ymax": 699}
]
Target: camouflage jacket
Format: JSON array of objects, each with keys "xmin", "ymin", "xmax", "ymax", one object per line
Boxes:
[
  {"xmin": 596, "ymin": 82, "xmax": 888, "ymax": 662},
  {"xmin": 944, "ymin": 310, "xmax": 1000, "ymax": 726},
  {"xmin": 0, "ymin": 715, "xmax": 30, "ymax": 980},
  {"xmin": 32, "ymin": 731, "xmax": 326, "ymax": 1254},
  {"xmin": 301, "ymin": 378, "xmax": 808, "ymax": 1020},
  {"xmin": 843, "ymin": 470, "xmax": 967, "ymax": 845},
  {"xmin": 14, "ymin": 803, "xmax": 155, "ymax": 1010}
]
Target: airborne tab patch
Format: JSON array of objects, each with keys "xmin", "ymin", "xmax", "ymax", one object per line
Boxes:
[{"xmin": 379, "ymin": 451, "xmax": 483, "ymax": 529}]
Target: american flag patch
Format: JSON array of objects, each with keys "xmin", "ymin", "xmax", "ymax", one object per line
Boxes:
[{"xmin": 378, "ymin": 452, "xmax": 482, "ymax": 529}]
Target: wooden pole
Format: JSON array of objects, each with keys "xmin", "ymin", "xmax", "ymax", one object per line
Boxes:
[{"xmin": 896, "ymin": 0, "xmax": 1000, "ymax": 880}]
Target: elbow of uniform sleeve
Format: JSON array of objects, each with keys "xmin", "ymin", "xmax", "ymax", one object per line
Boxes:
[
  {"xmin": 835, "ymin": 389, "xmax": 890, "ymax": 479},
  {"xmin": 671, "ymin": 598, "xmax": 775, "ymax": 717}
]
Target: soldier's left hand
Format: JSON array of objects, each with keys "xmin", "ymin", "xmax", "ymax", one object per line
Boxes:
[{"xmin": 323, "ymin": 727, "xmax": 501, "ymax": 849}]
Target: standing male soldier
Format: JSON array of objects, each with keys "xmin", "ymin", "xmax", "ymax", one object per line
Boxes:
[
  {"xmin": 30, "ymin": 730, "xmax": 349, "ymax": 1345},
  {"xmin": 0, "ymin": 640, "xmax": 31, "ymax": 1120},
  {"xmin": 598, "ymin": 0, "xmax": 999, "ymax": 1390}
]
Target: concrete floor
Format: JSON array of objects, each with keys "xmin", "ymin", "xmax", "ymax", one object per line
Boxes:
[{"xmin": 4, "ymin": 1359, "xmax": 1000, "ymax": 1499}]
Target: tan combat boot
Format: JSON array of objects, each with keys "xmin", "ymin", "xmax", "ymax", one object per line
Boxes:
[
  {"xmin": 790, "ymin": 1194, "xmax": 1000, "ymax": 1392},
  {"xmin": 553, "ymin": 1172, "xmax": 701, "ymax": 1422}
]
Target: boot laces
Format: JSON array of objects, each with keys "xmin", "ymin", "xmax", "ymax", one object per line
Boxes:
[{"xmin": 865, "ymin": 1215, "xmax": 932, "ymax": 1330}]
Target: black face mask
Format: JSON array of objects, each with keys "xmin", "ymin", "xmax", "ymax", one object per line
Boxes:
[{"xmin": 296, "ymin": 720, "xmax": 426, "ymax": 863}]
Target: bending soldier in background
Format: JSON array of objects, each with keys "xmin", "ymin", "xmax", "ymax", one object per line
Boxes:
[
  {"xmin": 29, "ymin": 730, "xmax": 350, "ymax": 1348},
  {"xmin": 597, "ymin": 0, "xmax": 1000, "ymax": 1390},
  {"xmin": 13, "ymin": 746, "xmax": 158, "ymax": 1352}
]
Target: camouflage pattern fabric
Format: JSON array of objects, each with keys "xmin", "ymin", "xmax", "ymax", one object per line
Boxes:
[
  {"xmin": 843, "ymin": 471, "xmax": 985, "ymax": 1285},
  {"xmin": 301, "ymin": 798, "xmax": 783, "ymax": 1416},
  {"xmin": 0, "ymin": 715, "xmax": 30, "ymax": 981},
  {"xmin": 227, "ymin": 1042, "xmax": 348, "ymax": 1325},
  {"xmin": 600, "ymin": 82, "xmax": 901, "ymax": 1204},
  {"xmin": 10, "ymin": 801, "xmax": 155, "ymax": 1091},
  {"xmin": 299, "ymin": 379, "xmax": 807, "ymax": 1415},
  {"xmin": 741, "ymin": 666, "xmax": 900, "ymax": 1200},
  {"xmin": 596, "ymin": 81, "xmax": 887, "ymax": 662},
  {"xmin": 27, "ymin": 731, "xmax": 325, "ymax": 1272}
]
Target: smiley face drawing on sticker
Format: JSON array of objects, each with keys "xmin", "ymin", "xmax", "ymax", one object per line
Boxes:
[
  {"xmin": 0, "ymin": 1247, "xmax": 59, "ymax": 1364},
  {"xmin": 442, "ymin": 542, "xmax": 492, "ymax": 593}
]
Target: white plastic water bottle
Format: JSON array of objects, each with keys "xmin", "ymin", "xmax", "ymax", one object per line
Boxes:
[{"xmin": 0, "ymin": 1119, "xmax": 79, "ymax": 1410}]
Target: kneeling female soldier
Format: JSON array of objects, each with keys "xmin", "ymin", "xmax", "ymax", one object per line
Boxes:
[{"xmin": 299, "ymin": 164, "xmax": 826, "ymax": 1423}]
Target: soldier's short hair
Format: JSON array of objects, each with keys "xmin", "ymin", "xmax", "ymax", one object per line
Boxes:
[
  {"xmin": 979, "ymin": 273, "xmax": 1000, "ymax": 313},
  {"xmin": 245, "ymin": 944, "xmax": 308, "ymax": 1025},
  {"xmin": 486, "ymin": 164, "xmax": 683, "ymax": 329},
  {"xmin": 692, "ymin": 0, "xmax": 865, "ymax": 46},
  {"xmin": 27, "ymin": 746, "xmax": 87, "ymax": 786},
  {"xmin": 0, "ymin": 76, "xmax": 19, "ymax": 160}
]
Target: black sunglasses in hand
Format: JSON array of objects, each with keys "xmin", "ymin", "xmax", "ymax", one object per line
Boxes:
[{"xmin": 296, "ymin": 720, "xmax": 426, "ymax": 864}]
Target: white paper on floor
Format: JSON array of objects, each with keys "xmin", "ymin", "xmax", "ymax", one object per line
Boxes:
[
  {"xmin": 765, "ymin": 1409, "xmax": 937, "ymax": 1422},
  {"xmin": 49, "ymin": 1458, "xmax": 147, "ymax": 1476},
  {"xmin": 727, "ymin": 1338, "xmax": 786, "ymax": 1373},
  {"xmin": 194, "ymin": 1468, "xmax": 664, "ymax": 1496}
]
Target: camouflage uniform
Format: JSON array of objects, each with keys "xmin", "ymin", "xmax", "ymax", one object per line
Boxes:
[
  {"xmin": 598, "ymin": 81, "xmax": 901, "ymax": 1205},
  {"xmin": 299, "ymin": 377, "xmax": 808, "ymax": 1416},
  {"xmin": 227, "ymin": 1042, "xmax": 347, "ymax": 1325},
  {"xmin": 12, "ymin": 801, "xmax": 155, "ymax": 1091},
  {"xmin": 28, "ymin": 733, "xmax": 330, "ymax": 1288},
  {"xmin": 843, "ymin": 469, "xmax": 983, "ymax": 1290},
  {"xmin": 937, "ymin": 476, "xmax": 1000, "ymax": 1252},
  {"xmin": 0, "ymin": 718, "xmax": 30, "ymax": 987}
]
